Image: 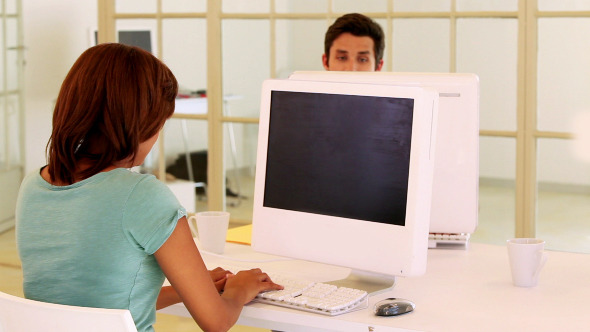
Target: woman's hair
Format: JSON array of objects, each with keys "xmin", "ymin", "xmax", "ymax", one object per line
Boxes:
[
  {"xmin": 324, "ymin": 13, "xmax": 385, "ymax": 69},
  {"xmin": 47, "ymin": 43, "xmax": 178, "ymax": 184}
]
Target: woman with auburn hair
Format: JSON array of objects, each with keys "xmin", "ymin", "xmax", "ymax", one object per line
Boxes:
[{"xmin": 15, "ymin": 43, "xmax": 281, "ymax": 332}]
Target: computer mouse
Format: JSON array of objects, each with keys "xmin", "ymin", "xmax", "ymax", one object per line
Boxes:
[{"xmin": 373, "ymin": 298, "xmax": 415, "ymax": 316}]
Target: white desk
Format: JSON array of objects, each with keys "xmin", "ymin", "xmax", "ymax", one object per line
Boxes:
[{"xmin": 160, "ymin": 242, "xmax": 590, "ymax": 332}]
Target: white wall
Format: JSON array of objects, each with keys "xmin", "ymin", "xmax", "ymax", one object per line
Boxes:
[{"xmin": 22, "ymin": 0, "xmax": 97, "ymax": 174}]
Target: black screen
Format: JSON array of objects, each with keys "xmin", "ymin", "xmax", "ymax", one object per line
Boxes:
[
  {"xmin": 263, "ymin": 91, "xmax": 414, "ymax": 226},
  {"xmin": 118, "ymin": 31, "xmax": 152, "ymax": 53}
]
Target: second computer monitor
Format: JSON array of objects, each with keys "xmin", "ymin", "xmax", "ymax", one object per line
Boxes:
[{"xmin": 289, "ymin": 71, "xmax": 479, "ymax": 236}]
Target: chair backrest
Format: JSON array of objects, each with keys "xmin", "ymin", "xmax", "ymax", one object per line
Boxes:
[{"xmin": 0, "ymin": 291, "xmax": 137, "ymax": 332}]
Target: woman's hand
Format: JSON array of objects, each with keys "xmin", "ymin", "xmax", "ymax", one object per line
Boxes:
[
  {"xmin": 155, "ymin": 218, "xmax": 282, "ymax": 331},
  {"xmin": 209, "ymin": 267, "xmax": 233, "ymax": 293},
  {"xmin": 222, "ymin": 268, "xmax": 283, "ymax": 305}
]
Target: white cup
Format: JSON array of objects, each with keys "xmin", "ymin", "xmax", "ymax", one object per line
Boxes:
[
  {"xmin": 506, "ymin": 238, "xmax": 548, "ymax": 287},
  {"xmin": 188, "ymin": 211, "xmax": 230, "ymax": 254}
]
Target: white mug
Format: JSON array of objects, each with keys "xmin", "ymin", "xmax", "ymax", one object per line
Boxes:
[
  {"xmin": 188, "ymin": 211, "xmax": 230, "ymax": 254},
  {"xmin": 506, "ymin": 238, "xmax": 548, "ymax": 287}
]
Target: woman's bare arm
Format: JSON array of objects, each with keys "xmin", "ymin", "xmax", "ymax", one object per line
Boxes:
[{"xmin": 154, "ymin": 217, "xmax": 282, "ymax": 331}]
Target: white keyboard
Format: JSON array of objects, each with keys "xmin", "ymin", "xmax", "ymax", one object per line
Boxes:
[
  {"xmin": 428, "ymin": 232, "xmax": 471, "ymax": 249},
  {"xmin": 224, "ymin": 266, "xmax": 369, "ymax": 316}
]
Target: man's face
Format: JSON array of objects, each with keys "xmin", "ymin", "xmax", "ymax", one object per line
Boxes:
[{"xmin": 323, "ymin": 32, "xmax": 383, "ymax": 72}]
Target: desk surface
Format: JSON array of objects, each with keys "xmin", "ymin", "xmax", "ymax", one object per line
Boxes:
[{"xmin": 160, "ymin": 242, "xmax": 590, "ymax": 332}]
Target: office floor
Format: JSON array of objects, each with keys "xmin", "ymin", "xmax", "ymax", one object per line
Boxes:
[{"xmin": 1, "ymin": 183, "xmax": 589, "ymax": 331}]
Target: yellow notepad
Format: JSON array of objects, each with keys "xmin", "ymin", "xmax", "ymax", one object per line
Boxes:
[{"xmin": 226, "ymin": 224, "xmax": 252, "ymax": 245}]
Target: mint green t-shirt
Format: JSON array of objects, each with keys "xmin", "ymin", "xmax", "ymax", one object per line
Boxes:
[{"xmin": 15, "ymin": 168, "xmax": 186, "ymax": 332}]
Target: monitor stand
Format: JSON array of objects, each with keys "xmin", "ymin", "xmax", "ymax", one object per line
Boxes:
[{"xmin": 327, "ymin": 269, "xmax": 396, "ymax": 296}]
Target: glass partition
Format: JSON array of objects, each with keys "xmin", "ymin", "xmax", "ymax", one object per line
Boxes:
[
  {"xmin": 1, "ymin": 95, "xmax": 22, "ymax": 167},
  {"xmin": 537, "ymin": 138, "xmax": 590, "ymax": 253},
  {"xmin": 392, "ymin": 18, "xmax": 450, "ymax": 72},
  {"xmin": 474, "ymin": 137, "xmax": 517, "ymax": 246},
  {"xmin": 162, "ymin": 0, "xmax": 206, "ymax": 13},
  {"xmin": 538, "ymin": 0, "xmax": 590, "ymax": 11},
  {"xmin": 224, "ymin": 122, "xmax": 258, "ymax": 223},
  {"xmin": 162, "ymin": 19, "xmax": 207, "ymax": 94},
  {"xmin": 116, "ymin": 0, "xmax": 156, "ymax": 13},
  {"xmin": 457, "ymin": 18, "xmax": 518, "ymax": 131},
  {"xmin": 275, "ymin": 19, "xmax": 325, "ymax": 78},
  {"xmin": 0, "ymin": 0, "xmax": 24, "ymax": 230},
  {"xmin": 393, "ymin": 0, "xmax": 451, "ymax": 12},
  {"xmin": 332, "ymin": 0, "xmax": 387, "ymax": 13},
  {"xmin": 98, "ymin": 1, "xmax": 590, "ymax": 253},
  {"xmin": 222, "ymin": 0, "xmax": 268, "ymax": 13},
  {"xmin": 162, "ymin": 118, "xmax": 209, "ymax": 213},
  {"xmin": 222, "ymin": 19, "xmax": 270, "ymax": 118},
  {"xmin": 537, "ymin": 18, "xmax": 590, "ymax": 132},
  {"xmin": 5, "ymin": 0, "xmax": 18, "ymax": 14},
  {"xmin": 456, "ymin": 0, "xmax": 517, "ymax": 11},
  {"xmin": 275, "ymin": 0, "xmax": 328, "ymax": 13}
]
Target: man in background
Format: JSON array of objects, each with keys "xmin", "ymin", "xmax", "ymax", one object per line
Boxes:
[{"xmin": 322, "ymin": 13, "xmax": 385, "ymax": 72}]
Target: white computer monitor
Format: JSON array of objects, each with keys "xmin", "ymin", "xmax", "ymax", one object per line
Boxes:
[
  {"xmin": 251, "ymin": 79, "xmax": 438, "ymax": 293},
  {"xmin": 288, "ymin": 72, "xmax": 479, "ymax": 246}
]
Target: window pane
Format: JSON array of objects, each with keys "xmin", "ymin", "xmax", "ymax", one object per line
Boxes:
[
  {"xmin": 571, "ymin": 113, "xmax": 590, "ymax": 164},
  {"xmin": 537, "ymin": 138, "xmax": 590, "ymax": 253},
  {"xmin": 276, "ymin": 19, "xmax": 325, "ymax": 78},
  {"xmin": 7, "ymin": 18, "xmax": 18, "ymax": 47},
  {"xmin": 115, "ymin": 0, "xmax": 156, "ymax": 13},
  {"xmin": 6, "ymin": 0, "xmax": 18, "ymax": 15},
  {"xmin": 162, "ymin": 0, "xmax": 206, "ymax": 12},
  {"xmin": 332, "ymin": 0, "xmax": 387, "ymax": 13},
  {"xmin": 163, "ymin": 119, "xmax": 209, "ymax": 170},
  {"xmin": 275, "ymin": 0, "xmax": 328, "ymax": 13},
  {"xmin": 0, "ymin": 97, "xmax": 6, "ymax": 168},
  {"xmin": 393, "ymin": 0, "xmax": 451, "ymax": 12},
  {"xmin": 457, "ymin": 18, "xmax": 517, "ymax": 131},
  {"xmin": 456, "ymin": 0, "xmax": 517, "ymax": 12},
  {"xmin": 223, "ymin": 0, "xmax": 268, "ymax": 13},
  {"xmin": 537, "ymin": 138, "xmax": 590, "ymax": 194},
  {"xmin": 473, "ymin": 137, "xmax": 516, "ymax": 245},
  {"xmin": 5, "ymin": 19, "xmax": 19, "ymax": 91},
  {"xmin": 6, "ymin": 51, "xmax": 18, "ymax": 91},
  {"xmin": 537, "ymin": 18, "xmax": 590, "ymax": 132},
  {"xmin": 10, "ymin": 95, "xmax": 22, "ymax": 166},
  {"xmin": 0, "ymin": 23, "xmax": 3, "ymax": 92},
  {"xmin": 222, "ymin": 19, "xmax": 270, "ymax": 118},
  {"xmin": 162, "ymin": 19, "xmax": 207, "ymax": 94},
  {"xmin": 480, "ymin": 137, "xmax": 516, "ymax": 185},
  {"xmin": 162, "ymin": 118, "xmax": 208, "ymax": 213},
  {"xmin": 392, "ymin": 19, "xmax": 450, "ymax": 72},
  {"xmin": 224, "ymin": 122, "xmax": 258, "ymax": 223},
  {"xmin": 0, "ymin": 95, "xmax": 23, "ymax": 167},
  {"xmin": 538, "ymin": 0, "xmax": 590, "ymax": 11}
]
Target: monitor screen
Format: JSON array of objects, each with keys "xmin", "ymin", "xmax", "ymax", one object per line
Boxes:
[
  {"xmin": 264, "ymin": 91, "xmax": 413, "ymax": 226},
  {"xmin": 118, "ymin": 30, "xmax": 152, "ymax": 53},
  {"xmin": 90, "ymin": 28, "xmax": 154, "ymax": 54},
  {"xmin": 252, "ymin": 79, "xmax": 438, "ymax": 290},
  {"xmin": 288, "ymin": 71, "xmax": 479, "ymax": 236}
]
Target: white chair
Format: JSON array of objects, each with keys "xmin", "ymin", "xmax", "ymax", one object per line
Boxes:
[{"xmin": 0, "ymin": 291, "xmax": 137, "ymax": 332}]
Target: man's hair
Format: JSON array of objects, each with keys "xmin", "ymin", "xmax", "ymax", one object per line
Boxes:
[
  {"xmin": 47, "ymin": 43, "xmax": 178, "ymax": 184},
  {"xmin": 324, "ymin": 13, "xmax": 385, "ymax": 69}
]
